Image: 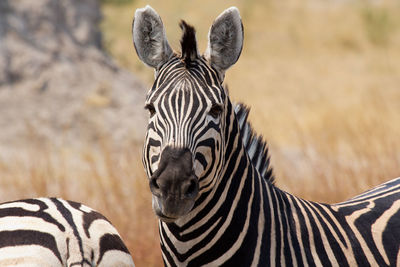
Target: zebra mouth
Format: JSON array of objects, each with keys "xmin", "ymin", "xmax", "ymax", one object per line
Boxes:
[
  {"xmin": 152, "ymin": 195, "xmax": 195, "ymax": 222},
  {"xmin": 156, "ymin": 212, "xmax": 178, "ymax": 223},
  {"xmin": 153, "ymin": 202, "xmax": 179, "ymax": 222}
]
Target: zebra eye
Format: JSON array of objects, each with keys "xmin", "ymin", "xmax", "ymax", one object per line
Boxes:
[
  {"xmin": 145, "ymin": 103, "xmax": 156, "ymax": 117},
  {"xmin": 209, "ymin": 104, "xmax": 223, "ymax": 119}
]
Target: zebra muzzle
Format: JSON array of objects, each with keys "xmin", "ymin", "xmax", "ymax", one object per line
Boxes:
[{"xmin": 149, "ymin": 146, "xmax": 199, "ymax": 221}]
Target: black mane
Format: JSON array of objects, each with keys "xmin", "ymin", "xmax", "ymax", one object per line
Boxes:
[
  {"xmin": 179, "ymin": 20, "xmax": 198, "ymax": 67},
  {"xmin": 234, "ymin": 103, "xmax": 275, "ymax": 184}
]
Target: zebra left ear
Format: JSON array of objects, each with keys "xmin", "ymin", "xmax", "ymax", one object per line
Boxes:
[{"xmin": 204, "ymin": 7, "xmax": 243, "ymax": 78}]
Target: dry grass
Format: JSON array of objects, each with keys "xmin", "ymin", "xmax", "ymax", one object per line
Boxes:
[{"xmin": 1, "ymin": 1, "xmax": 400, "ymax": 266}]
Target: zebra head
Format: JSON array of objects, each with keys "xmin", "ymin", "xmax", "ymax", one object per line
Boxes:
[{"xmin": 133, "ymin": 6, "xmax": 243, "ymax": 222}]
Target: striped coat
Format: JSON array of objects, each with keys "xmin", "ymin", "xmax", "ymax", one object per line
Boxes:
[{"xmin": 0, "ymin": 197, "xmax": 134, "ymax": 266}]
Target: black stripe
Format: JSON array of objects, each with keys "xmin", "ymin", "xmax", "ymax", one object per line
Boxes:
[
  {"xmin": 0, "ymin": 230, "xmax": 63, "ymax": 263},
  {"xmin": 281, "ymin": 193, "xmax": 303, "ymax": 265},
  {"xmin": 97, "ymin": 234, "xmax": 131, "ymax": 265},
  {"xmin": 51, "ymin": 198, "xmax": 85, "ymax": 259},
  {"xmin": 306, "ymin": 202, "xmax": 349, "ymax": 266},
  {"xmin": 0, "ymin": 199, "xmax": 65, "ymax": 232},
  {"xmin": 383, "ymin": 207, "xmax": 400, "ymax": 267}
]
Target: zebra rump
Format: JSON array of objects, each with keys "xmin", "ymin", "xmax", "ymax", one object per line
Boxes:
[{"xmin": 0, "ymin": 197, "xmax": 134, "ymax": 267}]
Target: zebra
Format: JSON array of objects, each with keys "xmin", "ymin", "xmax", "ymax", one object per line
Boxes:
[
  {"xmin": 132, "ymin": 5, "xmax": 400, "ymax": 267},
  {"xmin": 0, "ymin": 197, "xmax": 134, "ymax": 266}
]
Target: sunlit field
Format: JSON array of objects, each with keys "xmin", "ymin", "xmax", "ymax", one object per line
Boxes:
[{"xmin": 1, "ymin": 0, "xmax": 400, "ymax": 266}]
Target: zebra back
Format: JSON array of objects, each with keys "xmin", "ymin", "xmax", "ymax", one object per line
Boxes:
[{"xmin": 0, "ymin": 197, "xmax": 134, "ymax": 267}]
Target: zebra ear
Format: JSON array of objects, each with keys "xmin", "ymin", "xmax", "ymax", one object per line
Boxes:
[
  {"xmin": 132, "ymin": 5, "xmax": 173, "ymax": 69},
  {"xmin": 204, "ymin": 7, "xmax": 243, "ymax": 76}
]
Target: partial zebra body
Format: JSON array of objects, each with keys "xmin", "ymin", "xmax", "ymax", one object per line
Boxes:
[
  {"xmin": 263, "ymin": 176, "xmax": 400, "ymax": 267},
  {"xmin": 132, "ymin": 5, "xmax": 400, "ymax": 266},
  {"xmin": 0, "ymin": 198, "xmax": 134, "ymax": 267}
]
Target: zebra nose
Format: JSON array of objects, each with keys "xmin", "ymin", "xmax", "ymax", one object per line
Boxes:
[
  {"xmin": 149, "ymin": 147, "xmax": 198, "ymax": 200},
  {"xmin": 149, "ymin": 174, "xmax": 198, "ymax": 199}
]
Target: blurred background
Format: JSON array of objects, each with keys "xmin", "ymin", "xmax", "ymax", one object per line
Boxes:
[{"xmin": 0, "ymin": 0, "xmax": 399, "ymax": 265}]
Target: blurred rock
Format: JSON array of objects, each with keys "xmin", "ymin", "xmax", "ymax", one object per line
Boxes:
[{"xmin": 0, "ymin": 0, "xmax": 146, "ymax": 152}]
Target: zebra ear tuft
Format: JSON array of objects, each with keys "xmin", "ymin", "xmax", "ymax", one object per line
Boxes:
[
  {"xmin": 132, "ymin": 5, "xmax": 173, "ymax": 69},
  {"xmin": 204, "ymin": 7, "xmax": 243, "ymax": 77}
]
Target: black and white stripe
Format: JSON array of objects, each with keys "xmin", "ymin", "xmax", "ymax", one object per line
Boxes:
[
  {"xmin": 133, "ymin": 5, "xmax": 400, "ymax": 266},
  {"xmin": 0, "ymin": 197, "xmax": 134, "ymax": 266}
]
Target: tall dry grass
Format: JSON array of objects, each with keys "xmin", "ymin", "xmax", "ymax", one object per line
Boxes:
[{"xmin": 0, "ymin": 1, "xmax": 399, "ymax": 266}]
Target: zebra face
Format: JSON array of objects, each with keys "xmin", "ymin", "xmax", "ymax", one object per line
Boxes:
[
  {"xmin": 133, "ymin": 6, "xmax": 243, "ymax": 222},
  {"xmin": 143, "ymin": 60, "xmax": 227, "ymax": 221}
]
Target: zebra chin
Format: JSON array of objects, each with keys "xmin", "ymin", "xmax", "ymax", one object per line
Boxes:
[{"xmin": 152, "ymin": 195, "xmax": 195, "ymax": 223}]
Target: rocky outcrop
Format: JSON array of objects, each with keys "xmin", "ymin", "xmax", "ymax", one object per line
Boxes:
[{"xmin": 0, "ymin": 0, "xmax": 146, "ymax": 151}]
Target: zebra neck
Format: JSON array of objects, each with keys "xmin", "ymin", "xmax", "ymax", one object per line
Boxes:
[
  {"xmin": 217, "ymin": 113, "xmax": 315, "ymax": 264},
  {"xmin": 157, "ymin": 110, "xmax": 313, "ymax": 265},
  {"xmin": 158, "ymin": 141, "xmax": 266, "ymax": 263}
]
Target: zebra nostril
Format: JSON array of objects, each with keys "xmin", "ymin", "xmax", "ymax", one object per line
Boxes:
[
  {"xmin": 151, "ymin": 177, "xmax": 159, "ymax": 189},
  {"xmin": 149, "ymin": 177, "xmax": 162, "ymax": 197},
  {"xmin": 184, "ymin": 178, "xmax": 198, "ymax": 199}
]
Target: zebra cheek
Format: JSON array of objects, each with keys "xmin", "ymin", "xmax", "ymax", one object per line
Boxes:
[
  {"xmin": 148, "ymin": 147, "xmax": 161, "ymax": 175},
  {"xmin": 194, "ymin": 146, "xmax": 212, "ymax": 178},
  {"xmin": 193, "ymin": 162, "xmax": 205, "ymax": 182}
]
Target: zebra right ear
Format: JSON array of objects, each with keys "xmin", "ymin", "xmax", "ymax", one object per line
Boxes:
[
  {"xmin": 132, "ymin": 5, "xmax": 173, "ymax": 69},
  {"xmin": 204, "ymin": 7, "xmax": 244, "ymax": 78}
]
